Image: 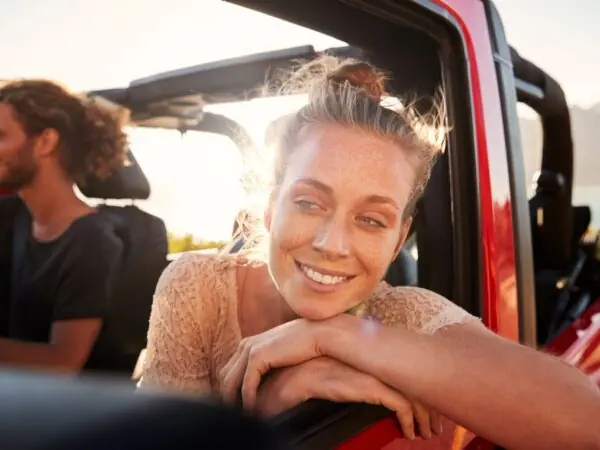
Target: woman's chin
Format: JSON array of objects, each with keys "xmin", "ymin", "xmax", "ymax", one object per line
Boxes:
[{"xmin": 289, "ymin": 302, "xmax": 344, "ymax": 321}]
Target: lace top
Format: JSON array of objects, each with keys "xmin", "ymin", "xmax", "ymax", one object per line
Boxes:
[{"xmin": 139, "ymin": 253, "xmax": 477, "ymax": 395}]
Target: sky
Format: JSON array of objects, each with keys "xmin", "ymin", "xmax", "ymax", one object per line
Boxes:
[
  {"xmin": 494, "ymin": 0, "xmax": 600, "ymax": 108},
  {"xmin": 1, "ymin": 0, "xmax": 598, "ymax": 240}
]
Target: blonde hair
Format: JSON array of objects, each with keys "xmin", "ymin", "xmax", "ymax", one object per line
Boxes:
[{"xmin": 226, "ymin": 55, "xmax": 447, "ymax": 261}]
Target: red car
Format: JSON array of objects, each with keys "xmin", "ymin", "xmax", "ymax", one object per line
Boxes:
[{"xmin": 1, "ymin": 0, "xmax": 598, "ymax": 448}]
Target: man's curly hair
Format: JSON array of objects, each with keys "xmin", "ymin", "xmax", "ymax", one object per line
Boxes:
[{"xmin": 0, "ymin": 79, "xmax": 128, "ymax": 183}]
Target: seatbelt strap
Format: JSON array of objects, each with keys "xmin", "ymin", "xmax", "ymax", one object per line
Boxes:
[{"xmin": 9, "ymin": 205, "xmax": 30, "ymax": 335}]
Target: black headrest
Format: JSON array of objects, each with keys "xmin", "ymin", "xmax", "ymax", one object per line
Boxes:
[{"xmin": 78, "ymin": 151, "xmax": 151, "ymax": 200}]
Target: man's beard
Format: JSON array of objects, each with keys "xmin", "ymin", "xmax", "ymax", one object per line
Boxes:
[{"xmin": 0, "ymin": 140, "xmax": 38, "ymax": 191}]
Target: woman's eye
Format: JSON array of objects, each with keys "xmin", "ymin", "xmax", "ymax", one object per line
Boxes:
[
  {"xmin": 293, "ymin": 199, "xmax": 321, "ymax": 210},
  {"xmin": 357, "ymin": 216, "xmax": 386, "ymax": 228}
]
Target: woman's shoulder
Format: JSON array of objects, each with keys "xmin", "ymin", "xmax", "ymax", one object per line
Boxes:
[
  {"xmin": 364, "ymin": 283, "xmax": 478, "ymax": 334},
  {"xmin": 142, "ymin": 252, "xmax": 242, "ymax": 393},
  {"xmin": 155, "ymin": 252, "xmax": 235, "ymax": 296},
  {"xmin": 148, "ymin": 252, "xmax": 244, "ymax": 353},
  {"xmin": 152, "ymin": 252, "xmax": 240, "ymax": 321}
]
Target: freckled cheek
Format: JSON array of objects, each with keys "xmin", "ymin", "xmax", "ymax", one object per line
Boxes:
[
  {"xmin": 271, "ymin": 207, "xmax": 320, "ymax": 253},
  {"xmin": 355, "ymin": 234, "xmax": 399, "ymax": 277}
]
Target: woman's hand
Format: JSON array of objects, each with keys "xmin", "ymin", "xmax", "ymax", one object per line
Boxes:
[
  {"xmin": 219, "ymin": 318, "xmax": 326, "ymax": 408},
  {"xmin": 255, "ymin": 356, "xmax": 442, "ymax": 440}
]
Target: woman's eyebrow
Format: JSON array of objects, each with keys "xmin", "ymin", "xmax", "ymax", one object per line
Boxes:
[
  {"xmin": 364, "ymin": 195, "xmax": 400, "ymax": 210},
  {"xmin": 294, "ymin": 177, "xmax": 334, "ymax": 195}
]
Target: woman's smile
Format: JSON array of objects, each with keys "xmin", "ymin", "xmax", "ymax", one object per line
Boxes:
[{"xmin": 293, "ymin": 259, "xmax": 356, "ymax": 293}]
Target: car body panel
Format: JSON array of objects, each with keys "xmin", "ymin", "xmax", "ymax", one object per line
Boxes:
[
  {"xmin": 547, "ymin": 297, "xmax": 600, "ymax": 385},
  {"xmin": 435, "ymin": 0, "xmax": 520, "ymax": 342},
  {"xmin": 336, "ymin": 416, "xmax": 486, "ymax": 450}
]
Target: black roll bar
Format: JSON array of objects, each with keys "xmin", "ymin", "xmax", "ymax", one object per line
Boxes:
[{"xmin": 511, "ymin": 47, "xmax": 574, "ymax": 268}]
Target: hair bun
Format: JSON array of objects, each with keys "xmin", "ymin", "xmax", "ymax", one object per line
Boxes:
[{"xmin": 327, "ymin": 62, "xmax": 386, "ymax": 102}]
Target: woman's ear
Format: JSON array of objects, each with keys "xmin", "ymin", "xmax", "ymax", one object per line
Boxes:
[{"xmin": 392, "ymin": 217, "xmax": 413, "ymax": 260}]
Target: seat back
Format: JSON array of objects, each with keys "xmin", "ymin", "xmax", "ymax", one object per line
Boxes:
[
  {"xmin": 384, "ymin": 248, "xmax": 418, "ymax": 287},
  {"xmin": 78, "ymin": 151, "xmax": 167, "ymax": 375},
  {"xmin": 88, "ymin": 205, "xmax": 169, "ymax": 374}
]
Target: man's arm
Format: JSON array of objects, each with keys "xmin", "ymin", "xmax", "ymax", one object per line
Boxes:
[
  {"xmin": 0, "ymin": 221, "xmax": 123, "ymax": 372},
  {"xmin": 0, "ymin": 319, "xmax": 102, "ymax": 372}
]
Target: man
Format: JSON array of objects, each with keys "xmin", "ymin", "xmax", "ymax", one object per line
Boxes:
[{"xmin": 0, "ymin": 80, "xmax": 128, "ymax": 373}]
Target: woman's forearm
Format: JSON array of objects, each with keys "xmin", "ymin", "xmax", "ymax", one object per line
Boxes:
[{"xmin": 320, "ymin": 315, "xmax": 600, "ymax": 450}]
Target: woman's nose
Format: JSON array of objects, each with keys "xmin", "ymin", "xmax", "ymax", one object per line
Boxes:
[{"xmin": 312, "ymin": 218, "xmax": 350, "ymax": 259}]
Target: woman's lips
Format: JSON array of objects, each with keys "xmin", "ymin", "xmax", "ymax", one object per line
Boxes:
[
  {"xmin": 294, "ymin": 260, "xmax": 356, "ymax": 293},
  {"xmin": 294, "ymin": 260, "xmax": 356, "ymax": 278}
]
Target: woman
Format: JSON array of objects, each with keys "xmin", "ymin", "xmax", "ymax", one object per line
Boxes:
[{"xmin": 140, "ymin": 58, "xmax": 600, "ymax": 449}]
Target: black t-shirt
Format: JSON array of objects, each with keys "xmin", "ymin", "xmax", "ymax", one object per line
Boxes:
[{"xmin": 0, "ymin": 196, "xmax": 124, "ymax": 372}]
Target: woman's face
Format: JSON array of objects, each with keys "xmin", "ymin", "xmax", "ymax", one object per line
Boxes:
[{"xmin": 267, "ymin": 124, "xmax": 415, "ymax": 320}]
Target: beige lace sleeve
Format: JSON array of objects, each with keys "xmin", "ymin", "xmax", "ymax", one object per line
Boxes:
[
  {"xmin": 137, "ymin": 253, "xmax": 238, "ymax": 396},
  {"xmin": 365, "ymin": 284, "xmax": 480, "ymax": 334}
]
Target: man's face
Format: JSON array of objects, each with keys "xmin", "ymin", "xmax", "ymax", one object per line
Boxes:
[{"xmin": 0, "ymin": 103, "xmax": 38, "ymax": 191}]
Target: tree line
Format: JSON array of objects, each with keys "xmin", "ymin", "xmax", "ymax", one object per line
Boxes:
[{"xmin": 168, "ymin": 232, "xmax": 227, "ymax": 254}]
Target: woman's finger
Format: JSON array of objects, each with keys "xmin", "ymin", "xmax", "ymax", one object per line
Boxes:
[
  {"xmin": 393, "ymin": 402, "xmax": 416, "ymax": 440},
  {"xmin": 242, "ymin": 346, "xmax": 272, "ymax": 410},
  {"xmin": 241, "ymin": 332, "xmax": 321, "ymax": 410},
  {"xmin": 431, "ymin": 410, "xmax": 443, "ymax": 436},
  {"xmin": 218, "ymin": 340, "xmax": 246, "ymax": 393},
  {"xmin": 221, "ymin": 341, "xmax": 251, "ymax": 405},
  {"xmin": 412, "ymin": 400, "xmax": 432, "ymax": 439},
  {"xmin": 365, "ymin": 378, "xmax": 416, "ymax": 440},
  {"xmin": 255, "ymin": 387, "xmax": 290, "ymax": 418}
]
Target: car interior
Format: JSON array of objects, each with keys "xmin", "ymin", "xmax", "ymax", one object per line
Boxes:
[{"xmin": 0, "ymin": 0, "xmax": 597, "ymax": 448}]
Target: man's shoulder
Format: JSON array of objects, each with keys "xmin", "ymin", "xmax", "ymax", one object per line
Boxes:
[
  {"xmin": 0, "ymin": 196, "xmax": 25, "ymax": 241},
  {"xmin": 0, "ymin": 195, "xmax": 23, "ymax": 216},
  {"xmin": 64, "ymin": 212, "xmax": 124, "ymax": 256}
]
